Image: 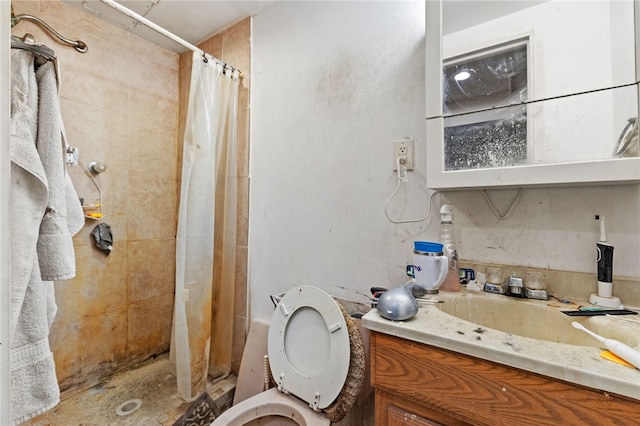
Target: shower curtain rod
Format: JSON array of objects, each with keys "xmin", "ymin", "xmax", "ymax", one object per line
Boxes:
[{"xmin": 99, "ymin": 0, "xmax": 242, "ymax": 76}]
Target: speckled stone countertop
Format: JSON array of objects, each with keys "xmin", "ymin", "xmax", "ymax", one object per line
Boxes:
[{"xmin": 362, "ymin": 290, "xmax": 640, "ymax": 401}]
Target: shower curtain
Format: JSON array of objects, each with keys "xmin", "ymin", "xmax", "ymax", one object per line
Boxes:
[{"xmin": 171, "ymin": 52, "xmax": 239, "ymax": 401}]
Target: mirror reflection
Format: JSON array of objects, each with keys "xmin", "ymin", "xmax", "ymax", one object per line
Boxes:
[
  {"xmin": 441, "ymin": 0, "xmax": 639, "ymax": 171},
  {"xmin": 444, "ymin": 39, "xmax": 528, "ymax": 170}
]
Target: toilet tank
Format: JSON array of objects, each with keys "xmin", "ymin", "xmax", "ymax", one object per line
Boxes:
[{"xmin": 233, "ymin": 316, "xmax": 271, "ymax": 406}]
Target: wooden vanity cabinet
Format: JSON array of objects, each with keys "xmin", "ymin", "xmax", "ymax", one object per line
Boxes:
[{"xmin": 370, "ymin": 332, "xmax": 640, "ymax": 426}]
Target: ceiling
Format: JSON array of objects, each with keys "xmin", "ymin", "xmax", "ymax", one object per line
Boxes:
[{"xmin": 61, "ymin": 0, "xmax": 281, "ymax": 53}]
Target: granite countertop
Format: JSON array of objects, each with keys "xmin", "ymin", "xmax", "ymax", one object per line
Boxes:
[{"xmin": 362, "ymin": 292, "xmax": 640, "ymax": 401}]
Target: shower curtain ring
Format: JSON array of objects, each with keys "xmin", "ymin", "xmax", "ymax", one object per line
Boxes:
[{"xmin": 202, "ymin": 51, "xmax": 208, "ymax": 63}]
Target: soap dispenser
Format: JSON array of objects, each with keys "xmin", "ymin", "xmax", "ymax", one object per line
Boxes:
[{"xmin": 439, "ymin": 204, "xmax": 460, "ymax": 292}]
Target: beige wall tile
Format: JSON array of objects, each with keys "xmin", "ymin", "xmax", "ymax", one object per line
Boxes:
[
  {"xmin": 129, "ymin": 238, "xmax": 176, "ymax": 303},
  {"xmin": 234, "ymin": 247, "xmax": 248, "ymax": 317},
  {"xmin": 48, "ymin": 319, "xmax": 82, "ymax": 393},
  {"xmin": 128, "ymin": 119, "xmax": 178, "ymax": 182},
  {"xmin": 237, "ymin": 107, "xmax": 250, "ymax": 177},
  {"xmin": 238, "ymin": 82, "xmax": 250, "ymax": 112},
  {"xmin": 128, "ymin": 89, "xmax": 179, "ymax": 128},
  {"xmin": 123, "ymin": 37, "xmax": 179, "ymax": 99},
  {"xmin": 52, "ymin": 279, "xmax": 81, "ymax": 324},
  {"xmin": 221, "ymin": 18, "xmax": 250, "ymax": 48},
  {"xmin": 237, "ymin": 177, "xmax": 250, "ymax": 247},
  {"xmin": 128, "ymin": 294, "xmax": 174, "ymax": 361},
  {"xmin": 222, "ymin": 41, "xmax": 250, "ymax": 78},
  {"xmin": 126, "ymin": 178, "xmax": 177, "ymax": 240},
  {"xmin": 74, "ymin": 241, "xmax": 128, "ymax": 317},
  {"xmin": 199, "ymin": 33, "xmax": 223, "ymax": 58},
  {"xmin": 231, "ymin": 313, "xmax": 247, "ymax": 376},
  {"xmin": 78, "ymin": 307, "xmax": 129, "ymax": 382}
]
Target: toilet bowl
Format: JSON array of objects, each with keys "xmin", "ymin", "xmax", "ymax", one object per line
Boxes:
[
  {"xmin": 211, "ymin": 285, "xmax": 369, "ymax": 426},
  {"xmin": 213, "ymin": 388, "xmax": 329, "ymax": 425}
]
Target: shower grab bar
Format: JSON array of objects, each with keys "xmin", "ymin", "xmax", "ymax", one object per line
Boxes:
[{"xmin": 11, "ymin": 6, "xmax": 88, "ymax": 53}]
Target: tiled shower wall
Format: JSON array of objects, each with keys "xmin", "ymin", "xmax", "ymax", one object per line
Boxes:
[
  {"xmin": 12, "ymin": 0, "xmax": 179, "ymax": 396},
  {"xmin": 11, "ymin": 0, "xmax": 250, "ymax": 397}
]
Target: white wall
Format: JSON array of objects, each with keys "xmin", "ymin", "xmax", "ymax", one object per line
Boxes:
[
  {"xmin": 249, "ymin": 1, "xmax": 640, "ymax": 321},
  {"xmin": 447, "ymin": 186, "xmax": 640, "ymax": 276},
  {"xmin": 250, "ymin": 1, "xmax": 428, "ymax": 319}
]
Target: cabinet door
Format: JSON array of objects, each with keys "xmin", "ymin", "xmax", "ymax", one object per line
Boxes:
[
  {"xmin": 387, "ymin": 405, "xmax": 444, "ymax": 426},
  {"xmin": 425, "ymin": 0, "xmax": 640, "ymax": 190},
  {"xmin": 375, "ymin": 390, "xmax": 471, "ymax": 426}
]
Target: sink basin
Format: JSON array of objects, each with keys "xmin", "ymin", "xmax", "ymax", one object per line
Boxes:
[
  {"xmin": 362, "ymin": 287, "xmax": 640, "ymax": 401},
  {"xmin": 430, "ymin": 290, "xmax": 640, "ymax": 349}
]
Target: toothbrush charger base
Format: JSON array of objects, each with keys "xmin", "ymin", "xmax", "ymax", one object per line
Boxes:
[{"xmin": 589, "ymin": 294, "xmax": 623, "ymax": 309}]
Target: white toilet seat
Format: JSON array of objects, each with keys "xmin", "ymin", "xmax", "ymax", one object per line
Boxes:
[
  {"xmin": 268, "ymin": 285, "xmax": 351, "ymax": 411},
  {"xmin": 211, "ymin": 388, "xmax": 330, "ymax": 426},
  {"xmin": 210, "ymin": 286, "xmax": 353, "ymax": 426}
]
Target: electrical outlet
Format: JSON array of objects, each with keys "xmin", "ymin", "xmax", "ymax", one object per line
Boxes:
[{"xmin": 393, "ymin": 138, "xmax": 414, "ymax": 171}]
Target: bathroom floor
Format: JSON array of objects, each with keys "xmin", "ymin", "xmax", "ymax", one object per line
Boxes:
[{"xmin": 20, "ymin": 354, "xmax": 236, "ymax": 426}]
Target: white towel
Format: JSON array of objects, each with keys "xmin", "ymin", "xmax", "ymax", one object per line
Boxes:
[
  {"xmin": 35, "ymin": 60, "xmax": 82, "ymax": 281},
  {"xmin": 9, "ymin": 50, "xmax": 84, "ymax": 425},
  {"xmin": 10, "ymin": 263, "xmax": 60, "ymax": 425},
  {"xmin": 9, "ymin": 49, "xmax": 49, "ymax": 343}
]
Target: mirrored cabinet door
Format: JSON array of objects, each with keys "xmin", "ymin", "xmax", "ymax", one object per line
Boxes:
[
  {"xmin": 442, "ymin": 0, "xmax": 636, "ymax": 108},
  {"xmin": 425, "ymin": 0, "xmax": 640, "ymax": 190}
]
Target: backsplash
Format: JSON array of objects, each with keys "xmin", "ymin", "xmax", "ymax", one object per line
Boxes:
[{"xmin": 460, "ymin": 261, "xmax": 640, "ymax": 310}]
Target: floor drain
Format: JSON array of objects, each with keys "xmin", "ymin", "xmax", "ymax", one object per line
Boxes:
[{"xmin": 115, "ymin": 398, "xmax": 142, "ymax": 416}]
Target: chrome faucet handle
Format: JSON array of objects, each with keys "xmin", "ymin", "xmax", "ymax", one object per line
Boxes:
[{"xmin": 483, "ymin": 282, "xmax": 508, "ymax": 295}]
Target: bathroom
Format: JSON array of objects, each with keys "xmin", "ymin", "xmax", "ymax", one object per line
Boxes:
[{"xmin": 2, "ymin": 0, "xmax": 639, "ymax": 425}]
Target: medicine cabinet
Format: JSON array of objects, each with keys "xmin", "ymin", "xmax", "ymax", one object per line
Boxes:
[{"xmin": 425, "ymin": 0, "xmax": 640, "ymax": 190}]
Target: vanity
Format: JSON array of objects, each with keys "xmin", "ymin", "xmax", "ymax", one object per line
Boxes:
[{"xmin": 362, "ymin": 290, "xmax": 640, "ymax": 425}]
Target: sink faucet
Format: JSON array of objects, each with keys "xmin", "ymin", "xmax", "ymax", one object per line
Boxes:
[
  {"xmin": 507, "ymin": 277, "xmax": 524, "ymax": 296},
  {"xmin": 484, "ymin": 275, "xmax": 548, "ymax": 300}
]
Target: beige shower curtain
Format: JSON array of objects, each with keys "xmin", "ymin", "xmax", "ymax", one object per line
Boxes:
[{"xmin": 171, "ymin": 52, "xmax": 239, "ymax": 401}]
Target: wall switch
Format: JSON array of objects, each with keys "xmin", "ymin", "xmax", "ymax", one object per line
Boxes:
[{"xmin": 393, "ymin": 138, "xmax": 414, "ymax": 171}]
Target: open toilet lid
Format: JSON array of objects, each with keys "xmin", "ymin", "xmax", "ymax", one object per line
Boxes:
[{"xmin": 268, "ymin": 285, "xmax": 350, "ymax": 411}]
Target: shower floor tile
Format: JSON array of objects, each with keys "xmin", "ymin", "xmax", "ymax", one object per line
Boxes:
[{"xmin": 20, "ymin": 354, "xmax": 236, "ymax": 426}]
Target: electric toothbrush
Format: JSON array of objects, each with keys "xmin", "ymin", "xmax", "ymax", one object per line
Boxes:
[
  {"xmin": 596, "ymin": 216, "xmax": 614, "ymax": 289},
  {"xmin": 572, "ymin": 322, "xmax": 640, "ymax": 369},
  {"xmin": 589, "ymin": 216, "xmax": 622, "ymax": 309}
]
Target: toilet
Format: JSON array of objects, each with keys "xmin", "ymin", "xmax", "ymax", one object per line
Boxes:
[{"xmin": 211, "ymin": 285, "xmax": 370, "ymax": 426}]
